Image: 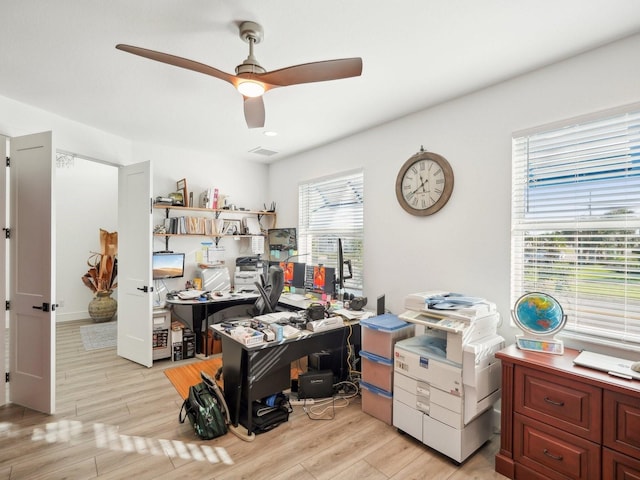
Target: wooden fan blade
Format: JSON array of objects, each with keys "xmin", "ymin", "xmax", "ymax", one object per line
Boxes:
[
  {"xmin": 260, "ymin": 58, "xmax": 362, "ymax": 86},
  {"xmin": 243, "ymin": 96, "xmax": 265, "ymax": 128},
  {"xmin": 116, "ymin": 44, "xmax": 236, "ymax": 85}
]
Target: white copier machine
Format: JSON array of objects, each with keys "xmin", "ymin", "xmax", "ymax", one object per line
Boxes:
[{"xmin": 394, "ymin": 291, "xmax": 504, "ymax": 463}]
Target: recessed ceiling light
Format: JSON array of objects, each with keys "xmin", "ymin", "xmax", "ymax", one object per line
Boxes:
[{"xmin": 263, "ymin": 131, "xmax": 278, "ymax": 137}]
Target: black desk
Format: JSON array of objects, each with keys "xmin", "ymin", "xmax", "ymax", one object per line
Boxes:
[
  {"xmin": 213, "ymin": 322, "xmax": 360, "ymax": 434},
  {"xmin": 166, "ymin": 293, "xmax": 258, "ymax": 356}
]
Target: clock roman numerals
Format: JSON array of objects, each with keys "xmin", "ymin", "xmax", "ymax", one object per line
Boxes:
[{"xmin": 396, "ymin": 150, "xmax": 454, "ymax": 216}]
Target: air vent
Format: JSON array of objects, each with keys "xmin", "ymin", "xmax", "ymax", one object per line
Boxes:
[{"xmin": 249, "ymin": 146, "xmax": 278, "ymax": 157}]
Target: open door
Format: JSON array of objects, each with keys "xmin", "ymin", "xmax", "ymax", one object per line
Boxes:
[
  {"xmin": 1, "ymin": 136, "xmax": 7, "ymax": 406},
  {"xmin": 9, "ymin": 132, "xmax": 56, "ymax": 414},
  {"xmin": 117, "ymin": 161, "xmax": 153, "ymax": 367}
]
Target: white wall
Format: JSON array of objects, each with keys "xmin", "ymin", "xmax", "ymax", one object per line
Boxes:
[
  {"xmin": 134, "ymin": 142, "xmax": 271, "ymax": 298},
  {"xmin": 267, "ymin": 33, "xmax": 640, "ymax": 351},
  {"xmin": 0, "ymin": 96, "xmax": 271, "ymax": 321},
  {"xmin": 55, "ymin": 158, "xmax": 118, "ymax": 321}
]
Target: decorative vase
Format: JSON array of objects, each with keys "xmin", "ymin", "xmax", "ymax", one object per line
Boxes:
[{"xmin": 88, "ymin": 291, "xmax": 117, "ymax": 323}]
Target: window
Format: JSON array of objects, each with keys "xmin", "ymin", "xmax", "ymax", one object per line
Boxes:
[
  {"xmin": 298, "ymin": 170, "xmax": 364, "ymax": 294},
  {"xmin": 511, "ymin": 106, "xmax": 640, "ymax": 349}
]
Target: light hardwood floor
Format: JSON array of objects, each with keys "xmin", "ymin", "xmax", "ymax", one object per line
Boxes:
[{"xmin": 0, "ymin": 321, "xmax": 508, "ymax": 479}]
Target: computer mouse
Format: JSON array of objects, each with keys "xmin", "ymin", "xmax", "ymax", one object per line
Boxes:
[{"xmin": 631, "ymin": 361, "xmax": 640, "ymax": 373}]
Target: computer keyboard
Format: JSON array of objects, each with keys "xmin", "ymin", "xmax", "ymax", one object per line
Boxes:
[{"xmin": 286, "ymin": 293, "xmax": 306, "ymax": 302}]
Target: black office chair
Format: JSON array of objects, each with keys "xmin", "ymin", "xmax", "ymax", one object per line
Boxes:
[{"xmin": 211, "ymin": 265, "xmax": 285, "ymax": 323}]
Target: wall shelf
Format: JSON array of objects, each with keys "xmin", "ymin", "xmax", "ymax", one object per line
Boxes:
[{"xmin": 153, "ymin": 204, "xmax": 276, "ymax": 249}]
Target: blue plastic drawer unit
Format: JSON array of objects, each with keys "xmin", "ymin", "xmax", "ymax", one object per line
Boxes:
[
  {"xmin": 360, "ymin": 381, "xmax": 393, "ymax": 425},
  {"xmin": 360, "ymin": 350, "xmax": 394, "ymax": 392},
  {"xmin": 360, "ymin": 314, "xmax": 415, "ymax": 359}
]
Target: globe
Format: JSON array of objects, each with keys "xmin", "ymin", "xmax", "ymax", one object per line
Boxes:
[{"xmin": 513, "ymin": 292, "xmax": 566, "ymax": 336}]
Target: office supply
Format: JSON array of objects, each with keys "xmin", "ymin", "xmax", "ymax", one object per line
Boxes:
[
  {"xmin": 394, "ymin": 290, "xmax": 504, "ymax": 462},
  {"xmin": 281, "ymin": 324, "xmax": 301, "ymax": 339},
  {"xmin": 573, "ymin": 350, "xmax": 640, "ymax": 380},
  {"xmin": 234, "ymin": 255, "xmax": 266, "ymax": 292},
  {"xmin": 230, "ymin": 326, "xmax": 264, "ymax": 346},
  {"xmin": 177, "ymin": 290, "xmax": 205, "ymax": 300},
  {"xmin": 306, "ymin": 316, "xmax": 343, "ymax": 332},
  {"xmin": 152, "ymin": 252, "xmax": 185, "ymax": 280}
]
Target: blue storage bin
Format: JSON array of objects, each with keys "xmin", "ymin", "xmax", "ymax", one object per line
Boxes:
[{"xmin": 360, "ymin": 314, "xmax": 414, "ymax": 359}]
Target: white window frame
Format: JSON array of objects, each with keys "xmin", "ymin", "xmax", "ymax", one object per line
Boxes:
[
  {"xmin": 511, "ymin": 104, "xmax": 640, "ymax": 351},
  {"xmin": 298, "ymin": 169, "xmax": 364, "ymax": 296}
]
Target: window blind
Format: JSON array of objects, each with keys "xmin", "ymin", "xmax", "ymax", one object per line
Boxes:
[
  {"xmin": 298, "ymin": 170, "xmax": 364, "ymax": 293},
  {"xmin": 511, "ymin": 108, "xmax": 640, "ymax": 348}
]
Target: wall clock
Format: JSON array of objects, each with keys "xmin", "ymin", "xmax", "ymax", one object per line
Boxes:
[{"xmin": 395, "ymin": 149, "xmax": 454, "ymax": 216}]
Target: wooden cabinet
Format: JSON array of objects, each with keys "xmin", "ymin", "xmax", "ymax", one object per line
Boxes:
[{"xmin": 496, "ymin": 345, "xmax": 640, "ymax": 480}]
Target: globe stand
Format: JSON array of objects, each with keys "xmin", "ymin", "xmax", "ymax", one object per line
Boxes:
[
  {"xmin": 512, "ymin": 292, "xmax": 567, "ymax": 355},
  {"xmin": 514, "ymin": 332, "xmax": 565, "ymax": 355}
]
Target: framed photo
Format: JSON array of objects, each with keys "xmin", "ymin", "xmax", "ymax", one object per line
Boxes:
[
  {"xmin": 222, "ymin": 220, "xmax": 242, "ymax": 235},
  {"xmin": 176, "ymin": 178, "xmax": 189, "ymax": 207},
  {"xmin": 168, "ymin": 191, "xmax": 184, "ymax": 206}
]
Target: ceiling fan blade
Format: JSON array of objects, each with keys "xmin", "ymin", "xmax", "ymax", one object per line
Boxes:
[
  {"xmin": 115, "ymin": 44, "xmax": 236, "ymax": 85},
  {"xmin": 243, "ymin": 96, "xmax": 265, "ymax": 129},
  {"xmin": 260, "ymin": 58, "xmax": 363, "ymax": 86}
]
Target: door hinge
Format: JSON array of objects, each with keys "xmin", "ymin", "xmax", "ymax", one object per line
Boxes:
[
  {"xmin": 5, "ymin": 156, "xmax": 9, "ymax": 167},
  {"xmin": 2, "ymin": 228, "xmax": 9, "ymax": 239},
  {"xmin": 5, "ymin": 300, "xmax": 9, "ymax": 311},
  {"xmin": 5, "ymin": 372, "xmax": 8, "ymax": 383}
]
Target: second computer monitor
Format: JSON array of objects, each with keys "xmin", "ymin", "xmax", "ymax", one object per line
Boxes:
[
  {"xmin": 308, "ymin": 265, "xmax": 335, "ymax": 297},
  {"xmin": 276, "ymin": 261, "xmax": 306, "ymax": 289}
]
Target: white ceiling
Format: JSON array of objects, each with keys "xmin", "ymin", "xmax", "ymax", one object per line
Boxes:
[{"xmin": 2, "ymin": 1, "xmax": 640, "ymax": 164}]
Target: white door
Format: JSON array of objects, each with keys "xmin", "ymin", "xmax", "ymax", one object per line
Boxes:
[
  {"xmin": 0, "ymin": 136, "xmax": 7, "ymax": 406},
  {"xmin": 9, "ymin": 132, "xmax": 56, "ymax": 414},
  {"xmin": 117, "ymin": 161, "xmax": 153, "ymax": 367}
]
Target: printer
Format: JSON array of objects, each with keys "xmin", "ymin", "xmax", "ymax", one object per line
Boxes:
[
  {"xmin": 393, "ymin": 291, "xmax": 504, "ymax": 463},
  {"xmin": 233, "ymin": 255, "xmax": 265, "ymax": 292}
]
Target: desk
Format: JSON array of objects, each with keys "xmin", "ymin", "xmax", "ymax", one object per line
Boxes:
[
  {"xmin": 166, "ymin": 293, "xmax": 258, "ymax": 356},
  {"xmin": 212, "ymin": 322, "xmax": 360, "ymax": 434}
]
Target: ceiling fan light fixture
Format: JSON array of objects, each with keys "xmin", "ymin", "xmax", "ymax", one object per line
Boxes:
[{"xmin": 237, "ymin": 80, "xmax": 265, "ymax": 97}]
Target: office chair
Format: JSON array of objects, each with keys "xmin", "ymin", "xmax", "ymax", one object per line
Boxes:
[{"xmin": 211, "ymin": 265, "xmax": 285, "ymax": 323}]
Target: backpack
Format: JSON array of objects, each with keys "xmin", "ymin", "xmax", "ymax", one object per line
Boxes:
[{"xmin": 179, "ymin": 380, "xmax": 228, "ymax": 440}]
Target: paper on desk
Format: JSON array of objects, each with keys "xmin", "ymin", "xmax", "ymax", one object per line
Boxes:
[{"xmin": 333, "ymin": 308, "xmax": 373, "ymax": 320}]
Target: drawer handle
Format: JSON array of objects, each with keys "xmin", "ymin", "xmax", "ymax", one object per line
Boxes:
[
  {"xmin": 543, "ymin": 396, "xmax": 564, "ymax": 407},
  {"xmin": 543, "ymin": 449, "xmax": 563, "ymax": 461}
]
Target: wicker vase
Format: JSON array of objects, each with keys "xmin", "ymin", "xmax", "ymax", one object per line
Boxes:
[{"xmin": 88, "ymin": 291, "xmax": 117, "ymax": 323}]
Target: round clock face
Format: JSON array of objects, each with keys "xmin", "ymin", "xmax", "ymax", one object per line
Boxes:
[{"xmin": 395, "ymin": 151, "xmax": 454, "ymax": 216}]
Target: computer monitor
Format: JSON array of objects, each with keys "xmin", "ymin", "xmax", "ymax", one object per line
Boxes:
[
  {"xmin": 267, "ymin": 228, "xmax": 297, "ymax": 251},
  {"xmin": 337, "ymin": 237, "xmax": 353, "ymax": 292},
  {"xmin": 277, "ymin": 261, "xmax": 307, "ymax": 289},
  {"xmin": 306, "ymin": 265, "xmax": 335, "ymax": 296},
  {"xmin": 152, "ymin": 252, "xmax": 185, "ymax": 280}
]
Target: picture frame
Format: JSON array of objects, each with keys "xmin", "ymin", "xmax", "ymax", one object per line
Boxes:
[
  {"xmin": 222, "ymin": 219, "xmax": 242, "ymax": 235},
  {"xmin": 176, "ymin": 178, "xmax": 189, "ymax": 207},
  {"xmin": 168, "ymin": 191, "xmax": 184, "ymax": 206}
]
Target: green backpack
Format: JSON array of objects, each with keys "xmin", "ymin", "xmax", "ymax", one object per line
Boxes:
[{"xmin": 179, "ymin": 380, "xmax": 228, "ymax": 440}]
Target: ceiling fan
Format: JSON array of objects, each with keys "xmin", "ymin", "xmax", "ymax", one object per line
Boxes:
[{"xmin": 116, "ymin": 21, "xmax": 363, "ymax": 129}]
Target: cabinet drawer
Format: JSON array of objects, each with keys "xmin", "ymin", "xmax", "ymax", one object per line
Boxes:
[
  {"xmin": 603, "ymin": 390, "xmax": 640, "ymax": 460},
  {"xmin": 514, "ymin": 413, "xmax": 601, "ymax": 480},
  {"xmin": 515, "ymin": 365, "xmax": 602, "ymax": 442},
  {"xmin": 602, "ymin": 447, "xmax": 640, "ymax": 480}
]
